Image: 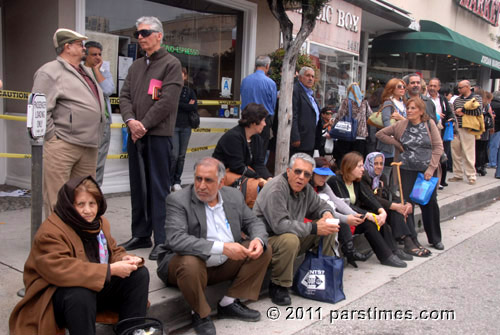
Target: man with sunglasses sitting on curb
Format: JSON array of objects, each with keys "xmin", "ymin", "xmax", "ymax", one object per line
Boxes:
[
  {"xmin": 253, "ymin": 153, "xmax": 339, "ymax": 306},
  {"xmin": 119, "ymin": 16, "xmax": 183, "ymax": 260}
]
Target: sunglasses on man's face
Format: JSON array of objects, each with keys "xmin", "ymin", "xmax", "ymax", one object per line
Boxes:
[
  {"xmin": 292, "ymin": 168, "xmax": 312, "ymax": 179},
  {"xmin": 134, "ymin": 29, "xmax": 158, "ymax": 39}
]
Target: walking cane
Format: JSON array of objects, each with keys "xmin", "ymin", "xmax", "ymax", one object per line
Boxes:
[{"xmin": 391, "ymin": 161, "xmax": 406, "ymax": 222}]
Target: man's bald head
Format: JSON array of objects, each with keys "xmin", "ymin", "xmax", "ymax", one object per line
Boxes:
[{"xmin": 458, "ymin": 80, "xmax": 471, "ymax": 96}]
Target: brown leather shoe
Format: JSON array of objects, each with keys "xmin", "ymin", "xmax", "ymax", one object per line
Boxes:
[{"xmin": 448, "ymin": 177, "xmax": 463, "ymax": 182}]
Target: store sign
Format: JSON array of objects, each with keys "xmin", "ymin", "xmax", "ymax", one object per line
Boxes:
[
  {"xmin": 289, "ymin": 0, "xmax": 362, "ymax": 55},
  {"xmin": 480, "ymin": 55, "xmax": 500, "ymax": 70},
  {"xmin": 455, "ymin": 0, "xmax": 500, "ymax": 26}
]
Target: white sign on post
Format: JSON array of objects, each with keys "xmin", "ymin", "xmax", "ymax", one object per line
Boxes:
[{"xmin": 27, "ymin": 93, "xmax": 47, "ymax": 139}]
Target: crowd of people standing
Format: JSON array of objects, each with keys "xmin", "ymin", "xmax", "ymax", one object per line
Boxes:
[{"xmin": 9, "ymin": 16, "xmax": 499, "ymax": 334}]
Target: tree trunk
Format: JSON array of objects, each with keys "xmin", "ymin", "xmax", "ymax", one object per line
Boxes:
[{"xmin": 267, "ymin": 0, "xmax": 326, "ymax": 174}]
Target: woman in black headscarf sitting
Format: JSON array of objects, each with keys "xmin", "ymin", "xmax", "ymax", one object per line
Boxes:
[{"xmin": 9, "ymin": 176, "xmax": 149, "ymax": 335}]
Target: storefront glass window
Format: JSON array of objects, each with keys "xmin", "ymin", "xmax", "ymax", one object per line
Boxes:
[
  {"xmin": 309, "ymin": 42, "xmax": 357, "ymax": 109},
  {"xmin": 86, "ymin": 0, "xmax": 242, "ymax": 117}
]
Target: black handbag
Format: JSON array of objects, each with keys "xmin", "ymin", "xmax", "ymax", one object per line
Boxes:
[
  {"xmin": 189, "ymin": 110, "xmax": 200, "ymax": 129},
  {"xmin": 113, "ymin": 317, "xmax": 163, "ymax": 335}
]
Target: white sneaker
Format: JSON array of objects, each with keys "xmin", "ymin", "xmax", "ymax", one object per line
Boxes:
[{"xmin": 172, "ymin": 184, "xmax": 182, "ymax": 192}]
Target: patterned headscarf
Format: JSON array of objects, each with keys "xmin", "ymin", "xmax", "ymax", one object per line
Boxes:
[
  {"xmin": 364, "ymin": 152, "xmax": 385, "ymax": 190},
  {"xmin": 348, "ymin": 83, "xmax": 364, "ymax": 107}
]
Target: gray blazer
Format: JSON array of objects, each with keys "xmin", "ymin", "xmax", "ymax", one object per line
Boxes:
[{"xmin": 156, "ymin": 185, "xmax": 268, "ymax": 284}]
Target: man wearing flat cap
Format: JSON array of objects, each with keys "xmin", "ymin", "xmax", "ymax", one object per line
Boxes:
[{"xmin": 33, "ymin": 28, "xmax": 105, "ymax": 217}]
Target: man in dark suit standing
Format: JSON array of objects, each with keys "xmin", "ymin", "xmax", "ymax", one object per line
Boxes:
[
  {"xmin": 291, "ymin": 67, "xmax": 321, "ymax": 157},
  {"xmin": 156, "ymin": 157, "xmax": 271, "ymax": 335}
]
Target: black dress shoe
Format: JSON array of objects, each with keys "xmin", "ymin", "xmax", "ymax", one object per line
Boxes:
[
  {"xmin": 148, "ymin": 244, "xmax": 162, "ymax": 261},
  {"xmin": 119, "ymin": 237, "xmax": 152, "ymax": 251},
  {"xmin": 269, "ymin": 282, "xmax": 291, "ymax": 306},
  {"xmin": 432, "ymin": 242, "xmax": 445, "ymax": 250},
  {"xmin": 381, "ymin": 254, "xmax": 407, "ymax": 268},
  {"xmin": 217, "ymin": 299, "xmax": 260, "ymax": 322},
  {"xmin": 394, "ymin": 248, "xmax": 413, "ymax": 261},
  {"xmin": 192, "ymin": 312, "xmax": 216, "ymax": 335}
]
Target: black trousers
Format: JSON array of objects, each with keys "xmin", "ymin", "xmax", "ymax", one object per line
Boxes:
[
  {"xmin": 52, "ymin": 266, "xmax": 149, "ymax": 335},
  {"xmin": 259, "ymin": 114, "xmax": 274, "ymax": 153},
  {"xmin": 400, "ymin": 169, "xmax": 442, "ymax": 245},
  {"xmin": 338, "ymin": 220, "xmax": 393, "ymax": 262},
  {"xmin": 127, "ymin": 135, "xmax": 171, "ymax": 244},
  {"xmin": 387, "ymin": 208, "xmax": 418, "ymax": 240}
]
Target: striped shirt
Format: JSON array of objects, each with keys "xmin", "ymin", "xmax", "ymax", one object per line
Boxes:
[{"xmin": 453, "ymin": 94, "xmax": 482, "ymax": 128}]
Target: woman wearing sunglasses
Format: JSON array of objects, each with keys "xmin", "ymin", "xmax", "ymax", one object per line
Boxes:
[
  {"xmin": 377, "ymin": 78, "xmax": 407, "ymax": 178},
  {"xmin": 327, "ymin": 152, "xmax": 409, "ymax": 268}
]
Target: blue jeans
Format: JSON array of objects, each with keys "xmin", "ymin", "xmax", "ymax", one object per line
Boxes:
[
  {"xmin": 171, "ymin": 127, "xmax": 192, "ymax": 185},
  {"xmin": 488, "ymin": 131, "xmax": 500, "ymax": 167}
]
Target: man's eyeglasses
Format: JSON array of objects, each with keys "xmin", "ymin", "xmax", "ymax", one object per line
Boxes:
[
  {"xmin": 292, "ymin": 168, "xmax": 312, "ymax": 179},
  {"xmin": 134, "ymin": 29, "xmax": 158, "ymax": 39},
  {"xmin": 458, "ymin": 86, "xmax": 465, "ymax": 89}
]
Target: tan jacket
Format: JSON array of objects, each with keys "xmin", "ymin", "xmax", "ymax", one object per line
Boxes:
[
  {"xmin": 376, "ymin": 119, "xmax": 444, "ymax": 177},
  {"xmin": 32, "ymin": 57, "xmax": 105, "ymax": 147},
  {"xmin": 9, "ymin": 214, "xmax": 129, "ymax": 335}
]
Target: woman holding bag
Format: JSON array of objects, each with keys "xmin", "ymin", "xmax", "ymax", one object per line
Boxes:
[
  {"xmin": 331, "ymin": 83, "xmax": 372, "ymax": 166},
  {"xmin": 376, "ymin": 97, "xmax": 444, "ymax": 250}
]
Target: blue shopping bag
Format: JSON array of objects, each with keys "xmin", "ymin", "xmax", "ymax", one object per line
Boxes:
[
  {"xmin": 292, "ymin": 238, "xmax": 345, "ymax": 304},
  {"xmin": 409, "ymin": 172, "xmax": 439, "ymax": 205},
  {"xmin": 443, "ymin": 121, "xmax": 454, "ymax": 141}
]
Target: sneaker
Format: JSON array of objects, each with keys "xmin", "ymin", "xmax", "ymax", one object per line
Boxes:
[
  {"xmin": 217, "ymin": 299, "xmax": 261, "ymax": 322},
  {"xmin": 468, "ymin": 179, "xmax": 476, "ymax": 185},
  {"xmin": 191, "ymin": 312, "xmax": 216, "ymax": 335},
  {"xmin": 172, "ymin": 184, "xmax": 182, "ymax": 192},
  {"xmin": 269, "ymin": 282, "xmax": 291, "ymax": 306},
  {"xmin": 438, "ymin": 185, "xmax": 444, "ymax": 190}
]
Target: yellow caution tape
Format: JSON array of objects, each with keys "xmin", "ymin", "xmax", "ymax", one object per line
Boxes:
[
  {"xmin": 2, "ymin": 144, "xmax": 217, "ymax": 159},
  {"xmin": 198, "ymin": 100, "xmax": 241, "ymax": 106},
  {"xmin": 0, "ymin": 89, "xmax": 30, "ymax": 100},
  {"xmin": 192, "ymin": 128, "xmax": 229, "ymax": 133},
  {"xmin": 186, "ymin": 145, "xmax": 216, "ymax": 153},
  {"xmin": 0, "ymin": 89, "xmax": 241, "ymax": 107},
  {"xmin": 0, "ymin": 153, "xmax": 31, "ymax": 159},
  {"xmin": 0, "ymin": 114, "xmax": 27, "ymax": 122},
  {"xmin": 110, "ymin": 123, "xmax": 128, "ymax": 128}
]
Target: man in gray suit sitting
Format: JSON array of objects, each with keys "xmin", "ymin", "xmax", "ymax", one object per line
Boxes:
[{"xmin": 157, "ymin": 157, "xmax": 272, "ymax": 335}]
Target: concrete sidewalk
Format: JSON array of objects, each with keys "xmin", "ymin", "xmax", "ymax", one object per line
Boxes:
[{"xmin": 1, "ymin": 170, "xmax": 500, "ymax": 334}]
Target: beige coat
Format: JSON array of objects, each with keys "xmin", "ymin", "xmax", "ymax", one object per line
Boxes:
[
  {"xmin": 32, "ymin": 57, "xmax": 106, "ymax": 148},
  {"xmin": 9, "ymin": 214, "xmax": 129, "ymax": 335}
]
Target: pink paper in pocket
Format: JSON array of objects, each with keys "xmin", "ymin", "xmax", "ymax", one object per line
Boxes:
[{"xmin": 148, "ymin": 79, "xmax": 162, "ymax": 95}]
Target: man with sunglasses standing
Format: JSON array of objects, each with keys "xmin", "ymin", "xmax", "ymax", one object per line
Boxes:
[
  {"xmin": 120, "ymin": 16, "xmax": 183, "ymax": 260},
  {"xmin": 253, "ymin": 153, "xmax": 339, "ymax": 306},
  {"xmin": 33, "ymin": 28, "xmax": 105, "ymax": 217}
]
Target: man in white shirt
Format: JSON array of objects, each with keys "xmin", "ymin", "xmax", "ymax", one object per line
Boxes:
[{"xmin": 156, "ymin": 157, "xmax": 271, "ymax": 335}]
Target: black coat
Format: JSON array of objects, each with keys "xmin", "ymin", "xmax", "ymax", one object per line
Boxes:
[
  {"xmin": 175, "ymin": 85, "xmax": 198, "ymax": 128},
  {"xmin": 327, "ymin": 174, "xmax": 383, "ymax": 215},
  {"xmin": 213, "ymin": 125, "xmax": 272, "ymax": 179},
  {"xmin": 291, "ymin": 81, "xmax": 320, "ymax": 152}
]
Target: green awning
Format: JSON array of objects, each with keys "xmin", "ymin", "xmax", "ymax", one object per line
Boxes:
[{"xmin": 372, "ymin": 20, "xmax": 500, "ymax": 71}]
